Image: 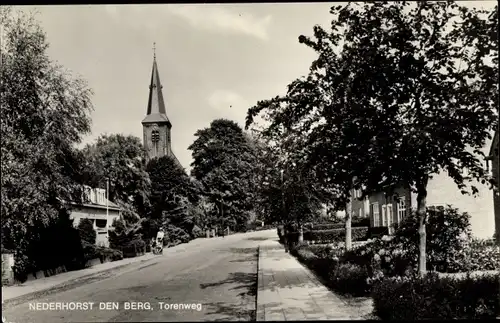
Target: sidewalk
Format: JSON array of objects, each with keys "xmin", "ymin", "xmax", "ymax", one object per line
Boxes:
[
  {"xmin": 256, "ymin": 239, "xmax": 373, "ymax": 321},
  {"xmin": 2, "ymin": 252, "xmax": 157, "ymax": 303}
]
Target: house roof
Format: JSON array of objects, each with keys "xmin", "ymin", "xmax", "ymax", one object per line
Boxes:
[
  {"xmin": 142, "ymin": 113, "xmax": 171, "ymax": 125},
  {"xmin": 69, "ymin": 185, "xmax": 122, "ymax": 211},
  {"xmin": 73, "ymin": 202, "xmax": 121, "ymax": 212}
]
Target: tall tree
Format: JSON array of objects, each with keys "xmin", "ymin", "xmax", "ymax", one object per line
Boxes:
[
  {"xmin": 145, "ymin": 155, "xmax": 199, "ymax": 239},
  {"xmin": 1, "ymin": 9, "xmax": 93, "ymax": 252},
  {"xmin": 247, "ymin": 2, "xmax": 498, "ymax": 274},
  {"xmin": 189, "ymin": 119, "xmax": 258, "ymax": 232},
  {"xmin": 80, "ymin": 134, "xmax": 151, "ymax": 220}
]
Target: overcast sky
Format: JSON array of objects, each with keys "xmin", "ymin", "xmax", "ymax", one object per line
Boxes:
[
  {"xmin": 25, "ymin": 2, "xmax": 496, "ymax": 171},
  {"xmin": 22, "ymin": 3, "xmax": 332, "ymax": 170}
]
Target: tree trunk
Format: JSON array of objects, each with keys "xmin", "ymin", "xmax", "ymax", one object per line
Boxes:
[
  {"xmin": 345, "ymin": 195, "xmax": 353, "ymax": 250},
  {"xmin": 298, "ymin": 224, "xmax": 304, "ymax": 243},
  {"xmin": 416, "ymin": 176, "xmax": 429, "ymax": 276}
]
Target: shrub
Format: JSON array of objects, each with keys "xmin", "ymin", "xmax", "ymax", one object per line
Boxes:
[
  {"xmin": 291, "ymin": 243, "xmax": 335, "ymax": 278},
  {"xmin": 372, "ymin": 273, "xmax": 500, "ymax": 320},
  {"xmin": 468, "ymin": 239, "xmax": 500, "ymax": 271},
  {"xmin": 367, "ymin": 227, "xmax": 389, "ymax": 239},
  {"xmin": 352, "ymin": 217, "xmax": 370, "ymax": 227},
  {"xmin": 302, "ymin": 227, "xmax": 368, "ymax": 242},
  {"xmin": 121, "ymin": 238, "xmax": 146, "ymax": 258},
  {"xmin": 191, "ymin": 225, "xmax": 204, "ymax": 238},
  {"xmin": 78, "ymin": 218, "xmax": 97, "ymax": 245},
  {"xmin": 309, "ymin": 223, "xmax": 344, "ymax": 230},
  {"xmin": 292, "ymin": 245, "xmax": 318, "ymax": 264},
  {"xmin": 341, "ymin": 206, "xmax": 474, "ymax": 277},
  {"xmin": 166, "ymin": 224, "xmax": 192, "ymax": 245},
  {"xmin": 329, "ymin": 263, "xmax": 371, "ymax": 296},
  {"xmin": 82, "ymin": 240, "xmax": 98, "ymax": 263},
  {"xmin": 96, "ymin": 247, "xmax": 123, "ymax": 262},
  {"xmin": 393, "ymin": 205, "xmax": 472, "ymax": 273},
  {"xmin": 307, "ymin": 219, "xmax": 370, "ymax": 231}
]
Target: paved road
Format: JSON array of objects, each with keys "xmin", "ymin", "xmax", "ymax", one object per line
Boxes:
[{"xmin": 2, "ymin": 230, "xmax": 277, "ymax": 323}]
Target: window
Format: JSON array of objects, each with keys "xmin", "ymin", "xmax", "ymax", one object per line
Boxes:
[
  {"xmin": 151, "ymin": 129, "xmax": 160, "ymax": 143},
  {"xmin": 486, "ymin": 160, "xmax": 493, "ymax": 176},
  {"xmin": 397, "ymin": 197, "xmax": 406, "ymax": 223},
  {"xmin": 372, "ymin": 203, "xmax": 380, "ymax": 227},
  {"xmin": 381, "ymin": 205, "xmax": 387, "ymax": 226},
  {"xmin": 95, "ymin": 219, "xmax": 107, "ymax": 229},
  {"xmin": 151, "ymin": 129, "xmax": 160, "ymax": 156}
]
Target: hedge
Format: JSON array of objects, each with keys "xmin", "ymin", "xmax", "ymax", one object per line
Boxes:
[
  {"xmin": 305, "ymin": 218, "xmax": 370, "ymax": 231},
  {"xmin": 291, "ymin": 244, "xmax": 336, "ymax": 280},
  {"xmin": 82, "ymin": 241, "xmax": 123, "ymax": 263},
  {"xmin": 372, "ymin": 272, "xmax": 500, "ymax": 320},
  {"xmin": 96, "ymin": 247, "xmax": 123, "ymax": 262},
  {"xmin": 468, "ymin": 240, "xmax": 500, "ymax": 271},
  {"xmin": 287, "ymin": 227, "xmax": 369, "ymax": 243},
  {"xmin": 329, "ymin": 263, "xmax": 371, "ymax": 297}
]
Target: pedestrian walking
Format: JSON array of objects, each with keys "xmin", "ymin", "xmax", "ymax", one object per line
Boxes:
[
  {"xmin": 282, "ymin": 223, "xmax": 289, "ymax": 253},
  {"xmin": 277, "ymin": 223, "xmax": 284, "ymax": 243}
]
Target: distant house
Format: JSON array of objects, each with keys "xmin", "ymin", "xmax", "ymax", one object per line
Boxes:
[
  {"xmin": 350, "ymin": 183, "xmax": 410, "ymax": 235},
  {"xmin": 486, "ymin": 129, "xmax": 499, "ymax": 242},
  {"xmin": 69, "ymin": 186, "xmax": 121, "ymax": 247},
  {"xmin": 348, "ymin": 145, "xmax": 495, "ymax": 238}
]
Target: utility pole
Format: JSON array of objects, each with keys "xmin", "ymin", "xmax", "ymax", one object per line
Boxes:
[
  {"xmin": 220, "ymin": 197, "xmax": 223, "ymax": 236},
  {"xmin": 281, "ymin": 169, "xmax": 285, "ymax": 223},
  {"xmin": 106, "ymin": 178, "xmax": 110, "ymax": 246}
]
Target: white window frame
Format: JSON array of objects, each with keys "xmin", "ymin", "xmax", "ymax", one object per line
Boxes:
[
  {"xmin": 397, "ymin": 197, "xmax": 406, "ymax": 223},
  {"xmin": 372, "ymin": 203, "xmax": 380, "ymax": 227},
  {"xmin": 386, "ymin": 204, "xmax": 393, "ymax": 227},
  {"xmin": 487, "ymin": 159, "xmax": 493, "ymax": 177},
  {"xmin": 381, "ymin": 205, "xmax": 387, "ymax": 226}
]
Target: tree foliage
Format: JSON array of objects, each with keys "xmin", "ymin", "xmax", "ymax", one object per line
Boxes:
[
  {"xmin": 80, "ymin": 134, "xmax": 151, "ymax": 219},
  {"xmin": 246, "ymin": 1, "xmax": 498, "ymax": 273},
  {"xmin": 108, "ymin": 217, "xmax": 145, "ymax": 252},
  {"xmin": 0, "ymin": 8, "xmax": 92, "ymax": 268},
  {"xmin": 145, "ymin": 155, "xmax": 199, "ymax": 239},
  {"xmin": 78, "ymin": 218, "xmax": 97, "ymax": 245},
  {"xmin": 189, "ymin": 119, "xmax": 258, "ymax": 231}
]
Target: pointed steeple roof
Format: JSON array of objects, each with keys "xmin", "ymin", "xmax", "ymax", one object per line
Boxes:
[{"xmin": 142, "ymin": 49, "xmax": 171, "ymax": 126}]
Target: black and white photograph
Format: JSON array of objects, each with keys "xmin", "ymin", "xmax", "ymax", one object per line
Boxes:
[{"xmin": 1, "ymin": 1, "xmax": 499, "ymax": 322}]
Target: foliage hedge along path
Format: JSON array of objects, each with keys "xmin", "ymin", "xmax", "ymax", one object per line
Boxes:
[
  {"xmin": 287, "ymin": 209, "xmax": 500, "ymax": 320},
  {"xmin": 286, "ymin": 227, "xmax": 368, "ymax": 243}
]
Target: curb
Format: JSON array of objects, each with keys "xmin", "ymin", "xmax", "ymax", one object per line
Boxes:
[{"xmin": 256, "ymin": 245, "xmax": 265, "ymax": 322}]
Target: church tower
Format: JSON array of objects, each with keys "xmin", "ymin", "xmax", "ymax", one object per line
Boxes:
[{"xmin": 142, "ymin": 45, "xmax": 175, "ymax": 163}]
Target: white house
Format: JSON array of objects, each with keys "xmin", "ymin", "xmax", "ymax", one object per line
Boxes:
[{"xmin": 69, "ymin": 186, "xmax": 121, "ymax": 247}]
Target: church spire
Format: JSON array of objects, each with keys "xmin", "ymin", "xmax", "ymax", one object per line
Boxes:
[{"xmin": 142, "ymin": 43, "xmax": 170, "ymax": 125}]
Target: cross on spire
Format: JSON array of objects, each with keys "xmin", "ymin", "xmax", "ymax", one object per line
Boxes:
[{"xmin": 153, "ymin": 42, "xmax": 156, "ymax": 59}]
